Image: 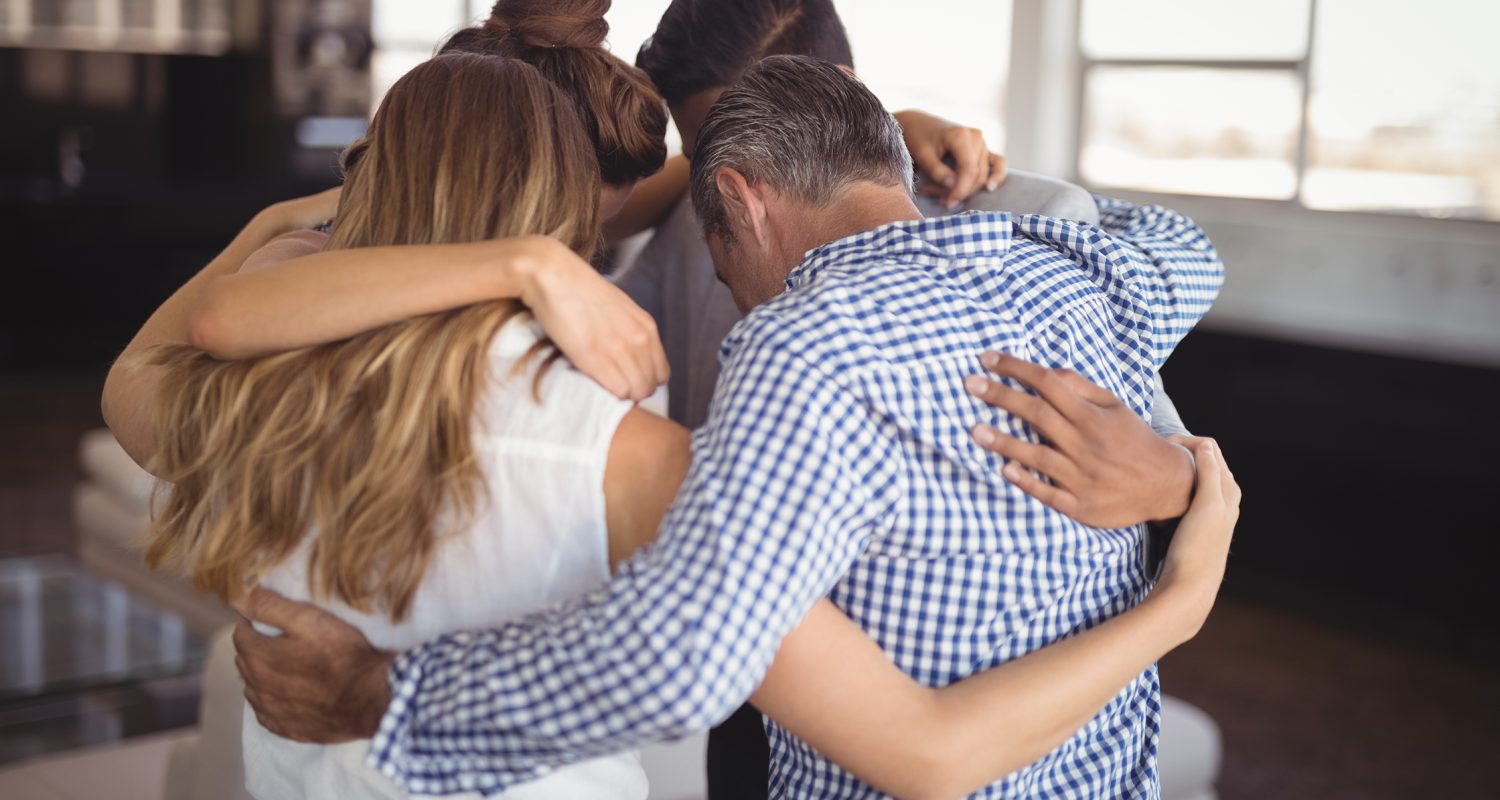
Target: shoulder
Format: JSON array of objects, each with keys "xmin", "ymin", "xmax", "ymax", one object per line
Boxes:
[
  {"xmin": 479, "ymin": 317, "xmax": 634, "ymax": 452},
  {"xmin": 240, "ymin": 230, "xmax": 331, "ymax": 274},
  {"xmin": 603, "ymin": 407, "xmax": 691, "ymax": 567},
  {"xmin": 927, "ymin": 169, "xmax": 1100, "ymax": 224}
]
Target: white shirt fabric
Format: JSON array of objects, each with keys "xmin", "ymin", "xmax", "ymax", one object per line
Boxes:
[{"xmin": 242, "ymin": 316, "xmax": 648, "ymax": 800}]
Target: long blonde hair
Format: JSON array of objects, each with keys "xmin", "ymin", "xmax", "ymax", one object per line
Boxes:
[{"xmin": 142, "ymin": 54, "xmax": 602, "ymax": 622}]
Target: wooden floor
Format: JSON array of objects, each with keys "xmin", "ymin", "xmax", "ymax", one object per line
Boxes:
[{"xmin": 1, "ymin": 367, "xmax": 1493, "ymax": 798}]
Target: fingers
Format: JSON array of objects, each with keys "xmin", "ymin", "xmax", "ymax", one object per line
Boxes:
[
  {"xmin": 976, "ymin": 352, "xmax": 1095, "ymax": 422},
  {"xmin": 910, "ymin": 141, "xmax": 957, "ymax": 198},
  {"xmin": 235, "ymin": 586, "xmax": 313, "ymax": 633},
  {"xmin": 1216, "ymin": 445, "xmax": 1242, "ymax": 511},
  {"xmin": 622, "ymin": 315, "xmax": 667, "ymax": 402},
  {"xmin": 941, "ymin": 128, "xmax": 988, "ymax": 209},
  {"xmin": 1000, "ymin": 461, "xmax": 1081, "ymax": 518},
  {"xmin": 964, "ymin": 375, "xmax": 1084, "ymax": 455},
  {"xmin": 592, "ymin": 361, "xmax": 632, "ymax": 400},
  {"xmin": 647, "ymin": 314, "xmax": 670, "ymax": 387},
  {"xmin": 986, "ymin": 152, "xmax": 1008, "ymax": 192},
  {"xmin": 972, "ymin": 424, "xmax": 1082, "ymax": 488},
  {"xmin": 1188, "ymin": 439, "xmax": 1225, "ymax": 511},
  {"xmin": 1051, "ymin": 366, "xmax": 1122, "ymax": 407}
]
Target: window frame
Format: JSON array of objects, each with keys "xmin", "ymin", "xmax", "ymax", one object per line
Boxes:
[{"xmin": 1068, "ymin": 0, "xmax": 1500, "ymax": 228}]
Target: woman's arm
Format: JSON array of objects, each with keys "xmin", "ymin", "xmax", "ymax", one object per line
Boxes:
[
  {"xmin": 100, "ymin": 188, "xmax": 340, "ymax": 469},
  {"xmin": 602, "ymin": 155, "xmax": 691, "ymax": 245},
  {"xmin": 750, "ymin": 438, "xmax": 1238, "ymax": 800},
  {"xmin": 191, "ymin": 234, "xmax": 667, "ymax": 401}
]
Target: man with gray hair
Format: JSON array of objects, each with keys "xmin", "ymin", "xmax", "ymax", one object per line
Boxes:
[{"xmin": 236, "ymin": 55, "xmax": 1225, "ymax": 798}]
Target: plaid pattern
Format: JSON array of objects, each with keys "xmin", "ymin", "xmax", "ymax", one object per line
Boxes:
[{"xmin": 369, "ymin": 197, "xmax": 1223, "ymax": 798}]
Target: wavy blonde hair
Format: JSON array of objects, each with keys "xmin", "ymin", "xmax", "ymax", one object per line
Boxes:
[{"xmin": 142, "ymin": 54, "xmax": 601, "ymax": 622}]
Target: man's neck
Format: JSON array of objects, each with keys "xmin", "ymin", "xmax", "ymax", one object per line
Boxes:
[{"xmin": 780, "ymin": 183, "xmax": 923, "ymax": 266}]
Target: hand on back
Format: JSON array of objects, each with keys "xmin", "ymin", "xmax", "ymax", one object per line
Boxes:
[
  {"xmin": 233, "ymin": 587, "xmax": 391, "ymax": 744},
  {"xmin": 965, "ymin": 353, "xmax": 1196, "ymax": 528}
]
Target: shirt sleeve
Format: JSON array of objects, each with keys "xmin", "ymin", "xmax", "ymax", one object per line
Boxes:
[
  {"xmin": 366, "ymin": 326, "xmax": 897, "ymax": 796},
  {"xmin": 1091, "ymin": 195, "xmax": 1226, "ymax": 366},
  {"xmin": 1148, "ymin": 373, "xmax": 1190, "ymax": 439}
]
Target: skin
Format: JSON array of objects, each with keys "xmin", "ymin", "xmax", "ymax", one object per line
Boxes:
[{"xmin": 231, "ymin": 177, "xmax": 1241, "ymax": 798}]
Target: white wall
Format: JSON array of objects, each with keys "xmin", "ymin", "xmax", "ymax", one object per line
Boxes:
[{"xmin": 1135, "ymin": 195, "xmax": 1500, "ymax": 368}]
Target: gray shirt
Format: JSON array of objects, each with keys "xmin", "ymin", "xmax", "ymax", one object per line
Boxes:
[{"xmin": 613, "ymin": 169, "xmax": 1189, "ymax": 437}]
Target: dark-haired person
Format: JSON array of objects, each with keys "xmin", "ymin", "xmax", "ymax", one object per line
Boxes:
[{"xmin": 234, "ymin": 56, "xmax": 1228, "ymax": 799}]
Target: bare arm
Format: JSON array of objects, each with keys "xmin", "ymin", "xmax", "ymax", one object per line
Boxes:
[
  {"xmin": 601, "ymin": 155, "xmax": 691, "ymax": 245},
  {"xmin": 100, "ymin": 189, "xmax": 339, "ymax": 469},
  {"xmin": 191, "ymin": 234, "xmax": 667, "ymax": 401}
]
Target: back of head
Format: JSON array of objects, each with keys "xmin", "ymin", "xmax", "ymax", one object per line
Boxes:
[
  {"xmin": 637, "ymin": 0, "xmax": 853, "ymax": 108},
  {"xmin": 443, "ymin": 0, "xmax": 668, "ymax": 187},
  {"xmin": 143, "ymin": 54, "xmax": 599, "ymax": 623},
  {"xmin": 691, "ymin": 55, "xmax": 911, "ymax": 241},
  {"xmin": 332, "ymin": 53, "xmax": 599, "ymax": 253}
]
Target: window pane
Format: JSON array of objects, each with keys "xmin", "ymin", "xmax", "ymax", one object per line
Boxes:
[
  {"xmin": 841, "ymin": 0, "xmax": 1011, "ymax": 148},
  {"xmin": 1081, "ymin": 0, "xmax": 1309, "ymax": 61},
  {"xmin": 1303, "ymin": 0, "xmax": 1500, "ymax": 220},
  {"xmin": 1080, "ymin": 67, "xmax": 1301, "ymax": 199}
]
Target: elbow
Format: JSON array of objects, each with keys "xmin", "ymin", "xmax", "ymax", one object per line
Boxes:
[
  {"xmin": 883, "ymin": 722, "xmax": 1019, "ymax": 800},
  {"xmin": 186, "ymin": 293, "xmax": 234, "ymax": 357},
  {"xmin": 659, "ymin": 643, "xmax": 761, "ymax": 739},
  {"xmin": 891, "ymin": 746, "xmax": 974, "ymax": 800}
]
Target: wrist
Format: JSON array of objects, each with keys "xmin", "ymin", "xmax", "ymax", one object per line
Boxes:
[
  {"xmin": 511, "ymin": 236, "xmax": 566, "ymax": 309},
  {"xmin": 351, "ymin": 650, "xmax": 395, "ymax": 738},
  {"xmin": 1151, "ymin": 442, "xmax": 1197, "ymax": 523},
  {"xmin": 1141, "ymin": 583, "xmax": 1210, "ymax": 647}
]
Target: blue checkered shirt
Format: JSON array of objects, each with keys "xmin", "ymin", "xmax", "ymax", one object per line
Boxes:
[{"xmin": 368, "ymin": 197, "xmax": 1224, "ymax": 798}]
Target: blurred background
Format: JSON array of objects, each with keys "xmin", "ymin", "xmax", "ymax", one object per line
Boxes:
[{"xmin": 0, "ymin": 1, "xmax": 1496, "ymax": 798}]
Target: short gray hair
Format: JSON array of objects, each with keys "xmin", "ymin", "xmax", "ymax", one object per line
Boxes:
[{"xmin": 690, "ymin": 55, "xmax": 913, "ymax": 241}]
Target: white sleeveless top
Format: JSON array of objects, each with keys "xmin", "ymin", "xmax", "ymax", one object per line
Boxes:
[{"xmin": 243, "ymin": 317, "xmax": 649, "ymax": 800}]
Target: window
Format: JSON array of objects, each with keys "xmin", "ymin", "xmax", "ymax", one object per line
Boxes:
[
  {"xmin": 1077, "ymin": 0, "xmax": 1500, "ymax": 221},
  {"xmin": 841, "ymin": 0, "xmax": 1011, "ymax": 149}
]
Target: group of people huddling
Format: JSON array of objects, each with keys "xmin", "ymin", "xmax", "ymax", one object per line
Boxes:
[{"xmin": 101, "ymin": 0, "xmax": 1237, "ymax": 798}]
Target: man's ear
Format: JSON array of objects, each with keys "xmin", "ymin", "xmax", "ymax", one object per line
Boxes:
[{"xmin": 714, "ymin": 167, "xmax": 770, "ymax": 247}]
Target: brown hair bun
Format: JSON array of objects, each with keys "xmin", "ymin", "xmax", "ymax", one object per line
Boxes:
[
  {"xmin": 484, "ymin": 0, "xmax": 609, "ymax": 50},
  {"xmin": 444, "ymin": 0, "xmax": 668, "ymax": 187}
]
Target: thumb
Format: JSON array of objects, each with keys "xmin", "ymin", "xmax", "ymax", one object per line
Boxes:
[
  {"xmin": 234, "ymin": 586, "xmax": 311, "ymax": 633},
  {"xmin": 1188, "ymin": 439, "xmax": 1225, "ymax": 512},
  {"xmin": 910, "ymin": 141, "xmax": 955, "ymax": 189}
]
